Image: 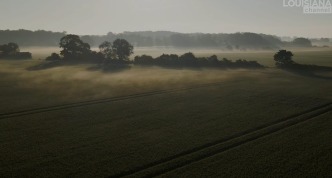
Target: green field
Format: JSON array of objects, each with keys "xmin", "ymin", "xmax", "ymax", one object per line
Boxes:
[{"xmin": 0, "ymin": 48, "xmax": 331, "ymax": 177}]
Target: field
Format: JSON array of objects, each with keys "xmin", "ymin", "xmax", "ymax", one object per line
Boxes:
[{"xmin": 0, "ymin": 48, "xmax": 331, "ymax": 177}]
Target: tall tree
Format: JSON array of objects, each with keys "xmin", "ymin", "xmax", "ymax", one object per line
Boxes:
[
  {"xmin": 99, "ymin": 41, "xmax": 114, "ymax": 59},
  {"xmin": 112, "ymin": 39, "xmax": 133, "ymax": 61},
  {"xmin": 59, "ymin": 34, "xmax": 91, "ymax": 60}
]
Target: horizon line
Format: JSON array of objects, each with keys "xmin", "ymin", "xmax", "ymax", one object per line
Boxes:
[{"xmin": 0, "ymin": 28, "xmax": 330, "ymax": 39}]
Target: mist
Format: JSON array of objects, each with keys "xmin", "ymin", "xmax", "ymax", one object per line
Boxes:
[
  {"xmin": 1, "ymin": 1, "xmax": 332, "ymax": 177},
  {"xmin": 0, "ymin": 57, "xmax": 269, "ymax": 104},
  {"xmin": 1, "ymin": 0, "xmax": 331, "ymax": 38}
]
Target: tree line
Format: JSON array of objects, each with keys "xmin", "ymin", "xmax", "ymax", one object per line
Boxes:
[
  {"xmin": 0, "ymin": 29, "xmax": 65, "ymax": 46},
  {"xmin": 134, "ymin": 53, "xmax": 263, "ymax": 69},
  {"xmin": 4, "ymin": 33, "xmax": 327, "ymax": 72},
  {"xmin": 39, "ymin": 34, "xmax": 264, "ymax": 70},
  {"xmin": 0, "ymin": 29, "xmax": 319, "ymax": 49}
]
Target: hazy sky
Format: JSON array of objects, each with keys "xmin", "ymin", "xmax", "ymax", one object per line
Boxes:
[{"xmin": 0, "ymin": 0, "xmax": 331, "ymax": 37}]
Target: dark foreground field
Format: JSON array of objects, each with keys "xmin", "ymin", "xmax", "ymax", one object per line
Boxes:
[{"xmin": 0, "ymin": 50, "xmax": 331, "ymax": 177}]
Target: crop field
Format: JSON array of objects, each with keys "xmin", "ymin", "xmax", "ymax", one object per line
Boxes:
[{"xmin": 0, "ymin": 48, "xmax": 331, "ymax": 177}]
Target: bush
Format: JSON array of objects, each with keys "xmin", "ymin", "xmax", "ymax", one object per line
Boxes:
[
  {"xmin": 134, "ymin": 52, "xmax": 264, "ymax": 69},
  {"xmin": 45, "ymin": 53, "xmax": 61, "ymax": 61}
]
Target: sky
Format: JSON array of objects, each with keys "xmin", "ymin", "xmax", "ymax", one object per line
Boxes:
[{"xmin": 0, "ymin": 0, "xmax": 331, "ymax": 38}]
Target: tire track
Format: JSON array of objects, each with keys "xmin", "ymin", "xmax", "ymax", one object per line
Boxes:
[
  {"xmin": 0, "ymin": 80, "xmax": 241, "ymax": 119},
  {"xmin": 107, "ymin": 102, "xmax": 332, "ymax": 178}
]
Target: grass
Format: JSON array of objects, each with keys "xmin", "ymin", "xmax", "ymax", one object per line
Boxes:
[
  {"xmin": 160, "ymin": 111, "xmax": 332, "ymax": 177},
  {"xmin": 0, "ymin": 48, "xmax": 331, "ymax": 177}
]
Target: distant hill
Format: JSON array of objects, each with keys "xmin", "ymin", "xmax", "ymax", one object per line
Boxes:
[
  {"xmin": 1, "ymin": 29, "xmax": 326, "ymax": 49},
  {"xmin": 82, "ymin": 31, "xmax": 283, "ymax": 49}
]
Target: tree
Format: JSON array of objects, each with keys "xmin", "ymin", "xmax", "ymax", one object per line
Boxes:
[
  {"xmin": 274, "ymin": 50, "xmax": 294, "ymax": 67},
  {"xmin": 59, "ymin": 34, "xmax": 91, "ymax": 60},
  {"xmin": 45, "ymin": 53, "xmax": 61, "ymax": 61},
  {"xmin": 292, "ymin": 38, "xmax": 312, "ymax": 47},
  {"xmin": 0, "ymin": 42, "xmax": 19, "ymax": 56},
  {"xmin": 180, "ymin": 52, "xmax": 196, "ymax": 66},
  {"xmin": 99, "ymin": 41, "xmax": 114, "ymax": 59},
  {"xmin": 208, "ymin": 55, "xmax": 219, "ymax": 63},
  {"xmin": 112, "ymin": 39, "xmax": 134, "ymax": 61}
]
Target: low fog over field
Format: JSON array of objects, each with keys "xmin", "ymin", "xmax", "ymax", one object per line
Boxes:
[
  {"xmin": 1, "ymin": 48, "xmax": 332, "ymax": 177},
  {"xmin": 0, "ymin": 59, "xmax": 266, "ymax": 100},
  {"xmin": 1, "ymin": 0, "xmax": 332, "ymax": 177},
  {"xmin": 1, "ymin": 46, "xmax": 331, "ymax": 113},
  {"xmin": 0, "ymin": 55, "xmax": 282, "ymax": 114}
]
